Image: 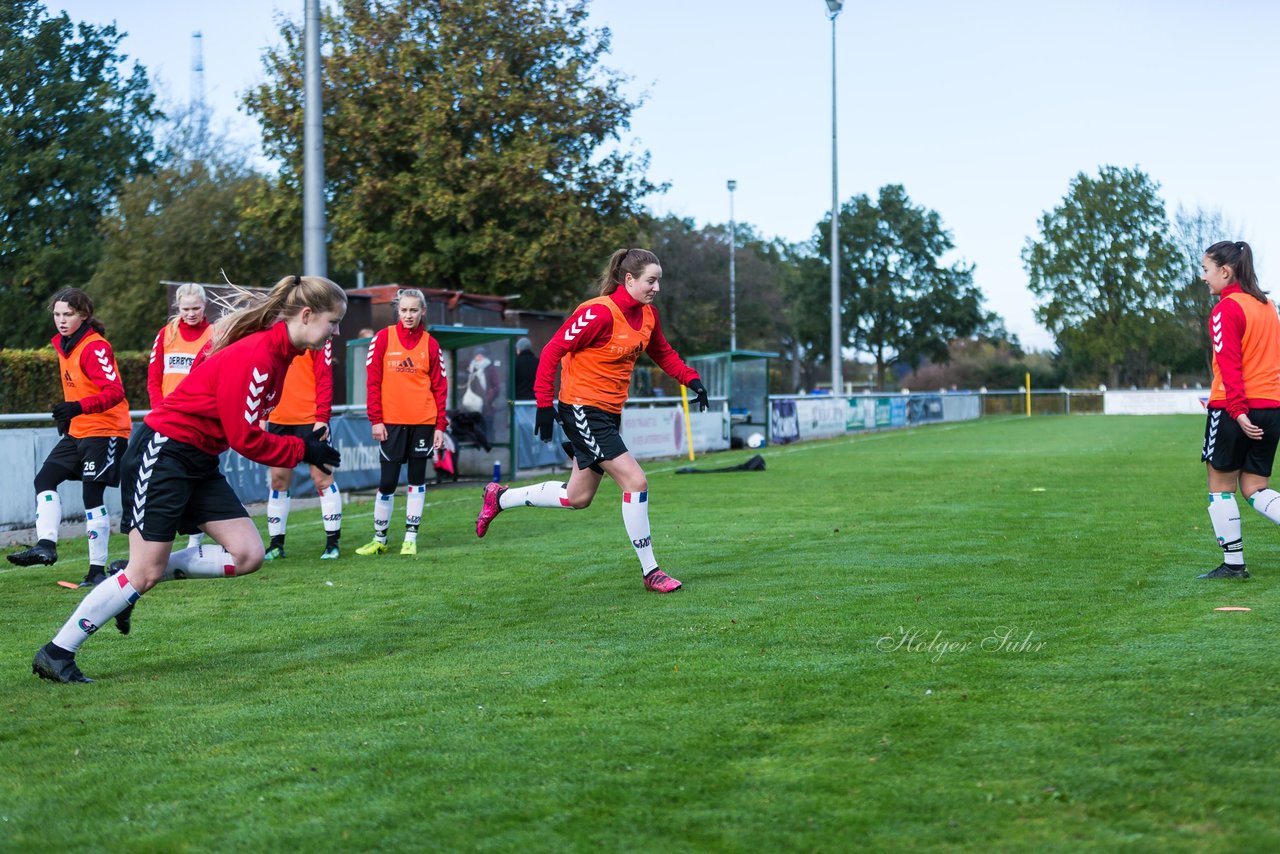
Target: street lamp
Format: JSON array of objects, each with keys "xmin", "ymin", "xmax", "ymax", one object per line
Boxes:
[
  {"xmin": 825, "ymin": 0, "xmax": 843, "ymax": 395},
  {"xmin": 727, "ymin": 179, "xmax": 737, "ymax": 352}
]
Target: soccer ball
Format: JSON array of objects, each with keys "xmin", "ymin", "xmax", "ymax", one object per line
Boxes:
[{"xmin": 746, "ymin": 432, "xmax": 765, "ymax": 449}]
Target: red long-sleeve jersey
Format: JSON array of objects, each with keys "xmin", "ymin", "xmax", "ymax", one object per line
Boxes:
[
  {"xmin": 145, "ymin": 321, "xmax": 308, "ymax": 468},
  {"xmin": 364, "ymin": 322, "xmax": 450, "ymax": 431},
  {"xmin": 534, "ymin": 287, "xmax": 699, "ymax": 407}
]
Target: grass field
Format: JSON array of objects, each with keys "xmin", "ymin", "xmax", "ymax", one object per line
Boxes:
[{"xmin": 2, "ymin": 414, "xmax": 1279, "ymax": 852}]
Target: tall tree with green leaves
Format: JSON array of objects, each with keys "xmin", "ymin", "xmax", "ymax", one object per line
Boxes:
[
  {"xmin": 1169, "ymin": 204, "xmax": 1237, "ymax": 379},
  {"xmin": 243, "ymin": 0, "xmax": 656, "ymax": 308},
  {"xmin": 810, "ymin": 184, "xmax": 988, "ymax": 389},
  {"xmin": 1023, "ymin": 166, "xmax": 1185, "ymax": 386},
  {"xmin": 0, "ymin": 0, "xmax": 158, "ymax": 348},
  {"xmin": 90, "ymin": 106, "xmax": 296, "ymax": 350}
]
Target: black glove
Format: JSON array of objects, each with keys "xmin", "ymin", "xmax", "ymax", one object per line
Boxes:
[
  {"xmin": 52, "ymin": 401, "xmax": 83, "ymax": 423},
  {"xmin": 687, "ymin": 379, "xmax": 709, "ymax": 412},
  {"xmin": 55, "ymin": 418, "xmax": 71, "ymax": 436},
  {"xmin": 302, "ymin": 427, "xmax": 341, "ymax": 474},
  {"xmin": 535, "ymin": 406, "xmax": 556, "ymax": 443}
]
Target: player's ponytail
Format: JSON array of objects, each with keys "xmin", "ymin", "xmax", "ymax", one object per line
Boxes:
[
  {"xmin": 1206, "ymin": 240, "xmax": 1264, "ymax": 302},
  {"xmin": 208, "ymin": 274, "xmax": 347, "ymax": 354},
  {"xmin": 597, "ymin": 248, "xmax": 661, "ymax": 296}
]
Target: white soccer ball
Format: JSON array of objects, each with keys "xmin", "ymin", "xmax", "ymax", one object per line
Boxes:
[{"xmin": 746, "ymin": 432, "xmax": 765, "ymax": 449}]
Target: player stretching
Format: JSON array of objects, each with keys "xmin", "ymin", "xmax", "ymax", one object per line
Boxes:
[
  {"xmin": 475, "ymin": 248, "xmax": 708, "ymax": 592},
  {"xmin": 31, "ymin": 275, "xmax": 345, "ymax": 683}
]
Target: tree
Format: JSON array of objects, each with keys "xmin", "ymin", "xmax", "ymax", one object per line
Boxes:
[
  {"xmin": 90, "ymin": 105, "xmax": 296, "ymax": 350},
  {"xmin": 810, "ymin": 184, "xmax": 989, "ymax": 389},
  {"xmin": 243, "ymin": 0, "xmax": 657, "ymax": 307},
  {"xmin": 0, "ymin": 0, "xmax": 158, "ymax": 348},
  {"xmin": 1023, "ymin": 166, "xmax": 1184, "ymax": 387},
  {"xmin": 1169, "ymin": 205, "xmax": 1237, "ymax": 380}
]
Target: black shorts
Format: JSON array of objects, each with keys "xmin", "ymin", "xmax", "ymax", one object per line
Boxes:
[
  {"xmin": 266, "ymin": 422, "xmax": 315, "ymax": 440},
  {"xmin": 119, "ymin": 425, "xmax": 249, "ymax": 542},
  {"xmin": 380, "ymin": 424, "xmax": 436, "ymax": 463},
  {"xmin": 43, "ymin": 434, "xmax": 127, "ymax": 486},
  {"xmin": 1202, "ymin": 407, "xmax": 1280, "ymax": 476},
  {"xmin": 557, "ymin": 403, "xmax": 628, "ymax": 472}
]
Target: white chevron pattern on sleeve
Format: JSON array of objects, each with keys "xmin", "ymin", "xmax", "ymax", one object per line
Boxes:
[
  {"xmin": 563, "ymin": 309, "xmax": 597, "ymax": 343},
  {"xmin": 244, "ymin": 367, "xmax": 270, "ymax": 424}
]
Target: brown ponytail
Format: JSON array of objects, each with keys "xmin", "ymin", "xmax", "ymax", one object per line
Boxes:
[
  {"xmin": 1206, "ymin": 240, "xmax": 1264, "ymax": 303},
  {"xmin": 597, "ymin": 248, "xmax": 661, "ymax": 296},
  {"xmin": 208, "ymin": 275, "xmax": 347, "ymax": 354}
]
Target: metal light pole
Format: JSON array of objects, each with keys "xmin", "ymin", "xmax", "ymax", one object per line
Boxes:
[
  {"xmin": 727, "ymin": 179, "xmax": 737, "ymax": 352},
  {"xmin": 826, "ymin": 0, "xmax": 843, "ymax": 395},
  {"xmin": 303, "ymin": 0, "xmax": 327, "ymax": 276}
]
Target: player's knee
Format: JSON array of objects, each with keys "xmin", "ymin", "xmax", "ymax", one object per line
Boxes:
[
  {"xmin": 567, "ymin": 493, "xmax": 593, "ymax": 510},
  {"xmin": 232, "ymin": 542, "xmax": 266, "ymax": 576}
]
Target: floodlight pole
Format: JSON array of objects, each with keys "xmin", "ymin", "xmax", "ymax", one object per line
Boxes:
[
  {"xmin": 826, "ymin": 0, "xmax": 843, "ymax": 395},
  {"xmin": 303, "ymin": 0, "xmax": 327, "ymax": 276},
  {"xmin": 727, "ymin": 179, "xmax": 737, "ymax": 352}
]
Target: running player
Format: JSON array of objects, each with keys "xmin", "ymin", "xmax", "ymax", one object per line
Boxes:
[
  {"xmin": 31, "ymin": 275, "xmax": 345, "ymax": 683},
  {"xmin": 355, "ymin": 289, "xmax": 448, "ymax": 557},
  {"xmin": 264, "ymin": 339, "xmax": 343, "ymax": 560},
  {"xmin": 474, "ymin": 248, "xmax": 708, "ymax": 592},
  {"xmin": 7, "ymin": 289, "xmax": 131, "ymax": 590}
]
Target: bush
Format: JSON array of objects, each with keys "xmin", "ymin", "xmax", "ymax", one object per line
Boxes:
[{"xmin": 0, "ymin": 348, "xmax": 149, "ymax": 416}]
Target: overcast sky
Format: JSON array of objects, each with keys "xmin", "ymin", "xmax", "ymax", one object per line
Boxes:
[{"xmin": 53, "ymin": 0, "xmax": 1280, "ymax": 351}]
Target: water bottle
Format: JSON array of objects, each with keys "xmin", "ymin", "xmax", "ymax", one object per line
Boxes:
[{"xmin": 492, "ymin": 461, "xmax": 501, "ymax": 483}]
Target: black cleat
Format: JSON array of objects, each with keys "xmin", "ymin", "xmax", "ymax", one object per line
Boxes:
[
  {"xmin": 31, "ymin": 645, "xmax": 92, "ymax": 683},
  {"xmin": 78, "ymin": 566, "xmax": 107, "ymax": 588},
  {"xmin": 7, "ymin": 541, "xmax": 57, "ymax": 567},
  {"xmin": 115, "ymin": 604, "xmax": 134, "ymax": 635},
  {"xmin": 1197, "ymin": 562, "xmax": 1250, "ymax": 580},
  {"xmin": 106, "ymin": 562, "xmax": 133, "ymax": 635},
  {"xmin": 108, "ymin": 559, "xmax": 128, "ymax": 574}
]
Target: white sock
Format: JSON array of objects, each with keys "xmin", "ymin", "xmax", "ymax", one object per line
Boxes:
[
  {"xmin": 372, "ymin": 491, "xmax": 393, "ymax": 543},
  {"xmin": 620, "ymin": 490, "xmax": 658, "ymax": 574},
  {"xmin": 267, "ymin": 489, "xmax": 290, "ymax": 538},
  {"xmin": 52, "ymin": 572, "xmax": 139, "ymax": 653},
  {"xmin": 1208, "ymin": 492, "xmax": 1244, "ymax": 566},
  {"xmin": 1248, "ymin": 488, "xmax": 1280, "ymax": 525},
  {"xmin": 85, "ymin": 505, "xmax": 110, "ymax": 567},
  {"xmin": 186, "ymin": 532, "xmax": 205, "ymax": 549},
  {"xmin": 500, "ymin": 481, "xmax": 572, "ymax": 509},
  {"xmin": 320, "ymin": 483, "xmax": 343, "ymax": 535},
  {"xmin": 162, "ymin": 544, "xmax": 237, "ymax": 581},
  {"xmin": 405, "ymin": 484, "xmax": 426, "ymax": 537},
  {"xmin": 35, "ymin": 489, "xmax": 61, "ymax": 543}
]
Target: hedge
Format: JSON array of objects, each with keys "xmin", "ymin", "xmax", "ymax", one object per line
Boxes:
[{"xmin": 0, "ymin": 349, "xmax": 150, "ymax": 417}]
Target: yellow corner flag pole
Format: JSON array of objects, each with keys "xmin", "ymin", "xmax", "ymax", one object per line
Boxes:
[
  {"xmin": 680, "ymin": 385, "xmax": 696, "ymax": 461},
  {"xmin": 1025, "ymin": 371, "xmax": 1032, "ymax": 417}
]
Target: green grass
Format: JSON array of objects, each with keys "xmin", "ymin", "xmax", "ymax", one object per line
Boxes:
[{"xmin": 2, "ymin": 414, "xmax": 1279, "ymax": 852}]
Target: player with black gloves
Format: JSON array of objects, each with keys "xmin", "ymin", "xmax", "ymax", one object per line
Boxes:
[
  {"xmin": 7, "ymin": 289, "xmax": 131, "ymax": 592},
  {"xmin": 31, "ymin": 275, "xmax": 347, "ymax": 684},
  {"xmin": 477, "ymin": 248, "xmax": 707, "ymax": 594}
]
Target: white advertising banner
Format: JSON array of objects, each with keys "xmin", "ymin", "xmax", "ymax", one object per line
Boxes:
[
  {"xmin": 1104, "ymin": 390, "xmax": 1209, "ymax": 415},
  {"xmin": 621, "ymin": 405, "xmax": 730, "ymax": 460}
]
